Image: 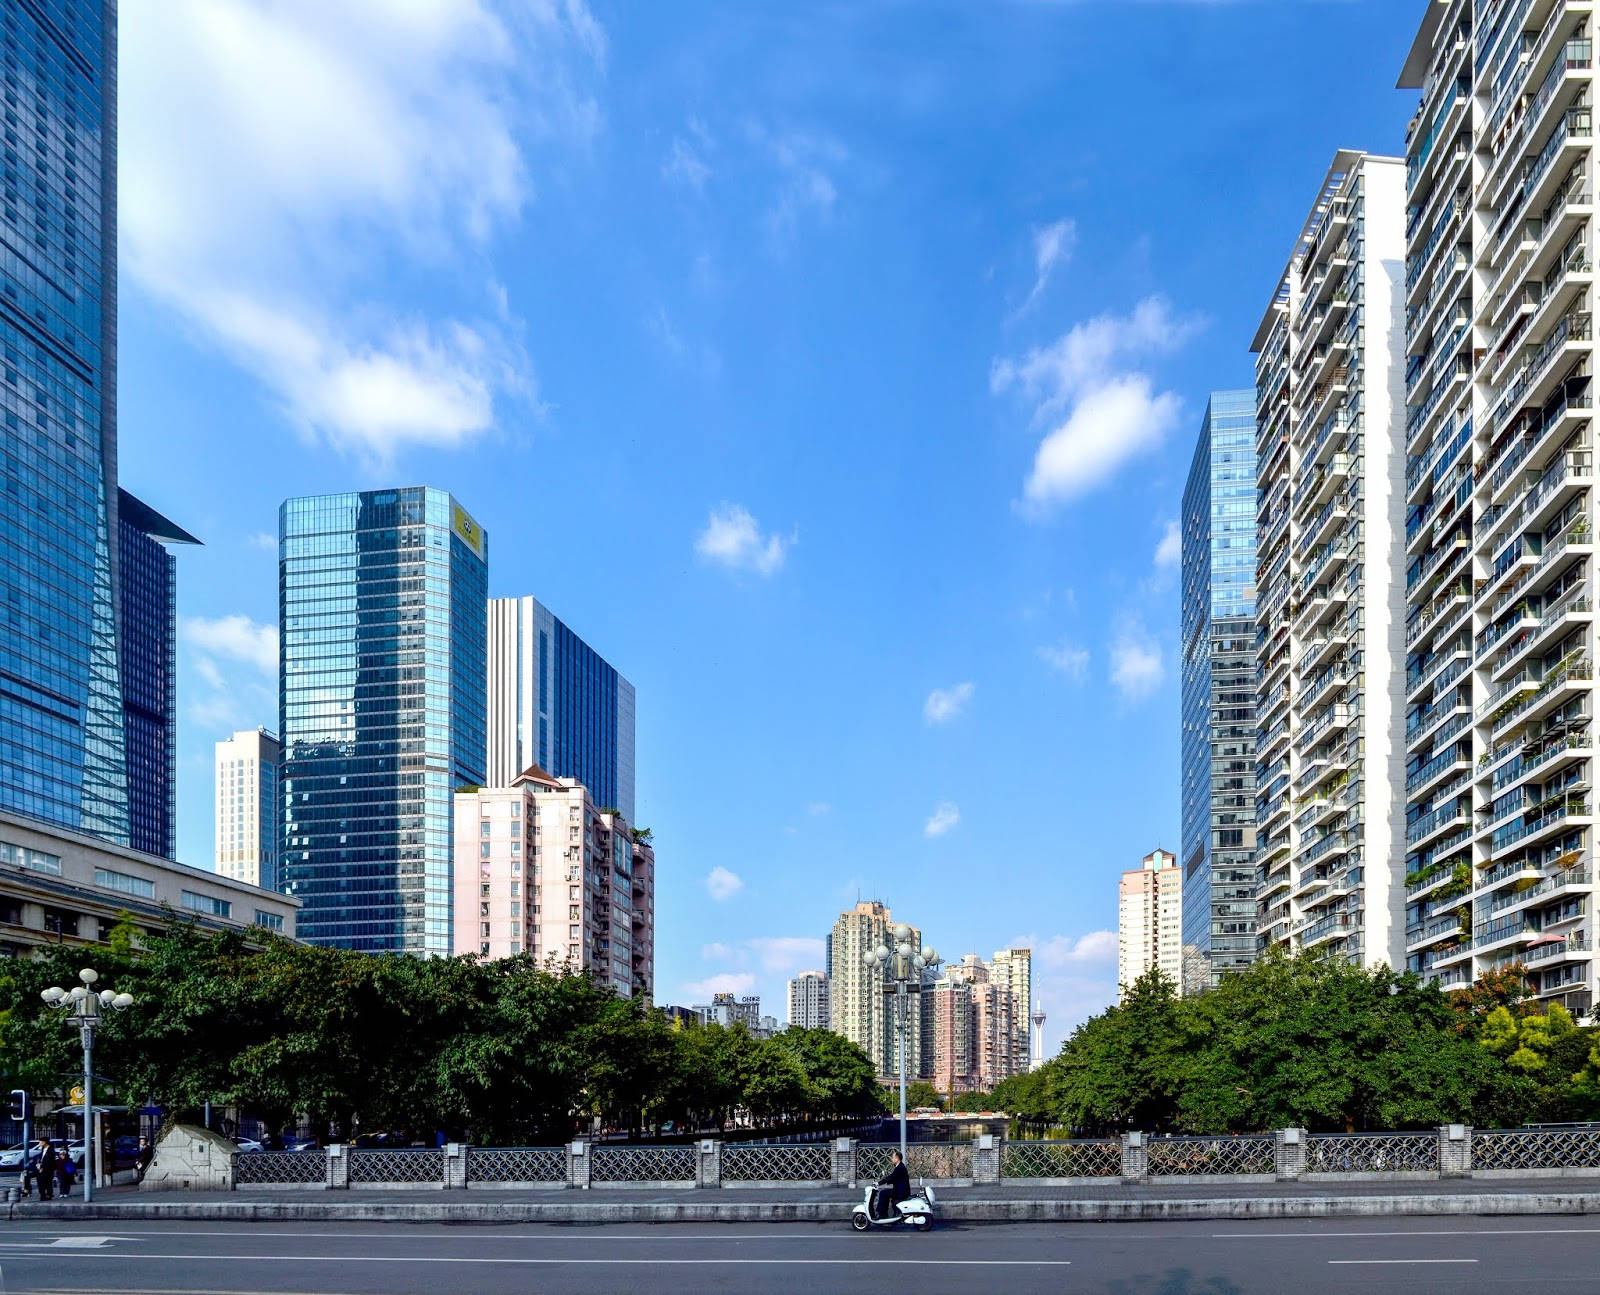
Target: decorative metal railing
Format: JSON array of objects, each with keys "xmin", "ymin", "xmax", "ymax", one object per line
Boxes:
[
  {"xmin": 591, "ymin": 1145, "xmax": 696, "ymax": 1183},
  {"xmin": 1000, "ymin": 1140, "xmax": 1121, "ymax": 1179},
  {"xmin": 857, "ymin": 1143, "xmax": 973, "ymax": 1180},
  {"xmin": 233, "ymin": 1151, "xmax": 326, "ymax": 1185},
  {"xmin": 348, "ymin": 1149, "xmax": 445, "ymax": 1184},
  {"xmin": 466, "ymin": 1147, "xmax": 566, "ymax": 1184},
  {"xmin": 1474, "ymin": 1127, "xmax": 1600, "ymax": 1170},
  {"xmin": 722, "ymin": 1144, "xmax": 832, "ymax": 1182},
  {"xmin": 1146, "ymin": 1136, "xmax": 1275, "ymax": 1176},
  {"xmin": 1306, "ymin": 1132, "xmax": 1440, "ymax": 1173}
]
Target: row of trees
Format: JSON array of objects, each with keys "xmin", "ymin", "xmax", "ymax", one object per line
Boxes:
[
  {"xmin": 0, "ymin": 923, "xmax": 884, "ymax": 1144},
  {"xmin": 983, "ymin": 954, "xmax": 1600, "ymax": 1134}
]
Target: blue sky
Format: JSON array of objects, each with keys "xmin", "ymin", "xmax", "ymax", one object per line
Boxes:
[{"xmin": 114, "ymin": 0, "xmax": 1422, "ymax": 1048}]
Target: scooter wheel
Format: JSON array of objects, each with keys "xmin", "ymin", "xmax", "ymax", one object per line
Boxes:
[
  {"xmin": 909, "ymin": 1213, "xmax": 932, "ymax": 1231},
  {"xmin": 851, "ymin": 1213, "xmax": 871, "ymax": 1232}
]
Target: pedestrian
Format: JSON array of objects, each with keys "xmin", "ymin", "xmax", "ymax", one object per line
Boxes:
[
  {"xmin": 56, "ymin": 1147, "xmax": 75, "ymax": 1198},
  {"xmin": 33, "ymin": 1139, "xmax": 55, "ymax": 1201},
  {"xmin": 134, "ymin": 1137, "xmax": 153, "ymax": 1182}
]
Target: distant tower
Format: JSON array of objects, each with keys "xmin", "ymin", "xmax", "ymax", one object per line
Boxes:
[{"xmin": 1029, "ymin": 1000, "xmax": 1046, "ymax": 1071}]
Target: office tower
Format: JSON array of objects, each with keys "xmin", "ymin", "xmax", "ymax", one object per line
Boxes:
[
  {"xmin": 1118, "ymin": 848, "xmax": 1184, "ymax": 998},
  {"xmin": 117, "ymin": 491, "xmax": 199, "ymax": 858},
  {"xmin": 0, "ymin": 2, "xmax": 129, "ymax": 845},
  {"xmin": 828, "ymin": 900, "xmax": 922, "ymax": 1078},
  {"xmin": 787, "ymin": 970, "xmax": 830, "ymax": 1028},
  {"xmin": 1399, "ymin": 1, "xmax": 1597, "ymax": 1014},
  {"xmin": 452, "ymin": 767, "xmax": 653, "ymax": 996},
  {"xmin": 1251, "ymin": 152, "xmax": 1409, "ymax": 969},
  {"xmin": 1181, "ymin": 391, "xmax": 1261, "ymax": 991},
  {"xmin": 486, "ymin": 597, "xmax": 636, "ymax": 822},
  {"xmin": 988, "ymin": 947, "xmax": 1033, "ymax": 1065},
  {"xmin": 281, "ymin": 488, "xmax": 488, "ymax": 954},
  {"xmin": 214, "ymin": 729, "xmax": 282, "ymax": 891}
]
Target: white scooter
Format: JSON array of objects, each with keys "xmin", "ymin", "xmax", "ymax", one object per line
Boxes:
[{"xmin": 850, "ymin": 1180, "xmax": 937, "ymax": 1231}]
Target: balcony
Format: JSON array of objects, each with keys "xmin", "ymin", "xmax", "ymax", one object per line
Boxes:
[{"xmin": 1406, "ymin": 800, "xmax": 1471, "ymax": 848}]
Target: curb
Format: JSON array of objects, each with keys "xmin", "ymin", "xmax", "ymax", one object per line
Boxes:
[{"xmin": 10, "ymin": 1192, "xmax": 1600, "ymax": 1224}]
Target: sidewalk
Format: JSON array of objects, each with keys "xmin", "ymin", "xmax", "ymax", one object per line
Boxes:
[{"xmin": 9, "ymin": 1175, "xmax": 1600, "ymax": 1224}]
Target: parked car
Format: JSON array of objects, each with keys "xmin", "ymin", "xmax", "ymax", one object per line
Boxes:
[
  {"xmin": 283, "ymin": 1136, "xmax": 320, "ymax": 1152},
  {"xmin": 235, "ymin": 1139, "xmax": 264, "ymax": 1154},
  {"xmin": 0, "ymin": 1144, "xmax": 26, "ymax": 1170}
]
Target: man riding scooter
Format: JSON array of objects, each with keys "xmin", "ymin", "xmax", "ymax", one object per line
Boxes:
[{"xmin": 871, "ymin": 1150, "xmax": 910, "ymax": 1220}]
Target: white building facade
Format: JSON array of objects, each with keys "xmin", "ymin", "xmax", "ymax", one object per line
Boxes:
[
  {"xmin": 1398, "ymin": 0, "xmax": 1598, "ymax": 1015},
  {"xmin": 1251, "ymin": 151, "xmax": 1410, "ymax": 970},
  {"xmin": 828, "ymin": 900, "xmax": 923, "ymax": 1079},
  {"xmin": 1118, "ymin": 848, "xmax": 1185, "ymax": 997},
  {"xmin": 787, "ymin": 970, "xmax": 830, "ymax": 1029},
  {"xmin": 213, "ymin": 728, "xmax": 281, "ymax": 891}
]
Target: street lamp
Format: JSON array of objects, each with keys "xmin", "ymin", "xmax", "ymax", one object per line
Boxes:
[
  {"xmin": 863, "ymin": 927, "xmax": 939, "ymax": 1159},
  {"xmin": 41, "ymin": 968, "xmax": 133, "ymax": 1203}
]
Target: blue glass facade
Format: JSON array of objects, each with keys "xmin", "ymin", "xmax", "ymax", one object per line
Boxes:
[
  {"xmin": 0, "ymin": 0, "xmax": 127, "ymax": 843},
  {"xmin": 280, "ymin": 488, "xmax": 488, "ymax": 954},
  {"xmin": 116, "ymin": 489, "xmax": 198, "ymax": 859},
  {"xmin": 1180, "ymin": 390, "xmax": 1259, "ymax": 991}
]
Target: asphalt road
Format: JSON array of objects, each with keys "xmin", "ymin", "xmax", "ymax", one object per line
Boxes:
[{"xmin": 1, "ymin": 1215, "xmax": 1598, "ymax": 1293}]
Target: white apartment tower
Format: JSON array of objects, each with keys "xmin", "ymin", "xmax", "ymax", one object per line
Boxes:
[
  {"xmin": 1398, "ymin": 0, "xmax": 1598, "ymax": 1016},
  {"xmin": 1251, "ymin": 151, "xmax": 1410, "ymax": 969},
  {"xmin": 452, "ymin": 768, "xmax": 654, "ymax": 999},
  {"xmin": 828, "ymin": 901, "xmax": 922, "ymax": 1079},
  {"xmin": 787, "ymin": 970, "xmax": 830, "ymax": 1029},
  {"xmin": 1118, "ymin": 848, "xmax": 1184, "ymax": 997},
  {"xmin": 213, "ymin": 729, "xmax": 281, "ymax": 891},
  {"xmin": 988, "ymin": 947, "xmax": 1033, "ymax": 1068}
]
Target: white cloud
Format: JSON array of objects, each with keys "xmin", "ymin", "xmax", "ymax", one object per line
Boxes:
[
  {"xmin": 683, "ymin": 972, "xmax": 757, "ymax": 1000},
  {"xmin": 923, "ymin": 681, "xmax": 975, "ymax": 725},
  {"xmin": 1006, "ymin": 929, "xmax": 1121, "ymax": 1051},
  {"xmin": 746, "ymin": 936, "xmax": 827, "ymax": 974},
  {"xmin": 1014, "ymin": 930, "xmax": 1119, "ymax": 969},
  {"xmin": 1038, "ymin": 640, "xmax": 1089, "ymax": 680},
  {"xmin": 120, "ymin": 0, "xmax": 602, "ymax": 460},
  {"xmin": 248, "ymin": 531, "xmax": 277, "ymax": 552},
  {"xmin": 663, "ymin": 134, "xmax": 711, "ymax": 191},
  {"xmin": 705, "ymin": 866, "xmax": 745, "ymax": 901},
  {"xmin": 992, "ymin": 296, "xmax": 1197, "ymax": 511},
  {"xmin": 1154, "ymin": 520, "xmax": 1181, "ymax": 569},
  {"xmin": 695, "ymin": 503, "xmax": 793, "ymax": 576},
  {"xmin": 750, "ymin": 123, "xmax": 848, "ymax": 245},
  {"xmin": 1110, "ymin": 618, "xmax": 1164, "ymax": 701},
  {"xmin": 182, "ymin": 614, "xmax": 278, "ymax": 676},
  {"xmin": 700, "ymin": 942, "xmax": 736, "ymax": 961},
  {"xmin": 924, "ymin": 802, "xmax": 960, "ymax": 838},
  {"xmin": 1016, "ymin": 218, "xmax": 1076, "ymax": 315},
  {"xmin": 807, "ymin": 801, "xmax": 831, "ymax": 816}
]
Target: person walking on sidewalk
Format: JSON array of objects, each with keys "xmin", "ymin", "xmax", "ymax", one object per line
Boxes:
[
  {"xmin": 56, "ymin": 1147, "xmax": 76, "ymax": 1198},
  {"xmin": 30, "ymin": 1139, "xmax": 56, "ymax": 1201},
  {"xmin": 134, "ymin": 1137, "xmax": 153, "ymax": 1183}
]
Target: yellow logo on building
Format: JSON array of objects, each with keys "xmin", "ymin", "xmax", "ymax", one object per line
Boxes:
[{"xmin": 452, "ymin": 503, "xmax": 485, "ymax": 559}]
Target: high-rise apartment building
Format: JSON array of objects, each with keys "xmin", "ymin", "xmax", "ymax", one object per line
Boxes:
[
  {"xmin": 1398, "ymin": 0, "xmax": 1598, "ymax": 1014},
  {"xmin": 1181, "ymin": 390, "xmax": 1261, "ymax": 991},
  {"xmin": 486, "ymin": 597, "xmax": 636, "ymax": 822},
  {"xmin": 987, "ymin": 947, "xmax": 1033, "ymax": 1066},
  {"xmin": 280, "ymin": 488, "xmax": 488, "ymax": 954},
  {"xmin": 828, "ymin": 901, "xmax": 922, "ymax": 1079},
  {"xmin": 1118, "ymin": 848, "xmax": 1184, "ymax": 997},
  {"xmin": 922, "ymin": 978, "xmax": 972, "ymax": 1094},
  {"xmin": 0, "ymin": 2, "xmax": 129, "ymax": 845},
  {"xmin": 117, "ymin": 491, "xmax": 199, "ymax": 859},
  {"xmin": 1251, "ymin": 151, "xmax": 1409, "ymax": 969},
  {"xmin": 452, "ymin": 767, "xmax": 652, "ymax": 996},
  {"xmin": 921, "ymin": 952, "xmax": 1027, "ymax": 1093},
  {"xmin": 214, "ymin": 729, "xmax": 282, "ymax": 891},
  {"xmin": 787, "ymin": 970, "xmax": 830, "ymax": 1029}
]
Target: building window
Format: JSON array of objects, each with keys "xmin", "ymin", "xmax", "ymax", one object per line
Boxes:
[
  {"xmin": 254, "ymin": 911, "xmax": 284, "ymax": 932},
  {"xmin": 94, "ymin": 868, "xmax": 156, "ymax": 899},
  {"xmin": 181, "ymin": 891, "xmax": 232, "ymax": 918},
  {"xmin": 0, "ymin": 842, "xmax": 62, "ymax": 875}
]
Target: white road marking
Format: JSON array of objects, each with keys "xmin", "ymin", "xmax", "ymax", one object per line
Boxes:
[
  {"xmin": 1215, "ymin": 1228, "xmax": 1600, "ymax": 1238},
  {"xmin": 0, "ymin": 1252, "xmax": 1072, "ymax": 1267},
  {"xmin": 49, "ymin": 1238, "xmax": 116, "ymax": 1248},
  {"xmin": 1328, "ymin": 1259, "xmax": 1479, "ymax": 1265}
]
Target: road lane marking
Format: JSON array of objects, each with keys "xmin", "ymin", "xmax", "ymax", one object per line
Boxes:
[
  {"xmin": 1328, "ymin": 1259, "xmax": 1479, "ymax": 1265},
  {"xmin": 0, "ymin": 1252, "xmax": 1072, "ymax": 1267},
  {"xmin": 1215, "ymin": 1228, "xmax": 1600, "ymax": 1238}
]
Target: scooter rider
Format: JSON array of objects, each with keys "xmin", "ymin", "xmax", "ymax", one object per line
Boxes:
[{"xmin": 872, "ymin": 1150, "xmax": 910, "ymax": 1220}]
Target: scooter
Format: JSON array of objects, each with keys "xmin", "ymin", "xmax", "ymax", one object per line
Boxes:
[{"xmin": 850, "ymin": 1180, "xmax": 936, "ymax": 1231}]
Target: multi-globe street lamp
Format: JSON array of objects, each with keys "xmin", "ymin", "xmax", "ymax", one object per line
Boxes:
[
  {"xmin": 41, "ymin": 968, "xmax": 133, "ymax": 1203},
  {"xmin": 863, "ymin": 927, "xmax": 939, "ymax": 1159}
]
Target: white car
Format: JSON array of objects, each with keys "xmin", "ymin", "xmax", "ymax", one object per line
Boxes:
[
  {"xmin": 235, "ymin": 1139, "xmax": 264, "ymax": 1154},
  {"xmin": 0, "ymin": 1144, "xmax": 24, "ymax": 1169}
]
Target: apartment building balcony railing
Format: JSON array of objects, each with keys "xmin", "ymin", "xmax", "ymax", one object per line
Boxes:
[
  {"xmin": 1492, "ymin": 734, "xmax": 1593, "ymax": 796},
  {"xmin": 1492, "ymin": 592, "xmax": 1593, "ymax": 678},
  {"xmin": 1406, "ymin": 528, "xmax": 1469, "ymax": 599},
  {"xmin": 1485, "ymin": 657, "xmax": 1593, "ymax": 740},
  {"xmin": 1297, "ymin": 658, "xmax": 1356, "ymax": 712},
  {"xmin": 1486, "ymin": 867, "xmax": 1594, "ymax": 920},
  {"xmin": 1406, "ymin": 353, "xmax": 1471, "ymax": 439},
  {"xmin": 1406, "ymin": 743, "xmax": 1471, "ymax": 797},
  {"xmin": 1496, "ymin": 104, "xmax": 1594, "ymax": 270},
  {"xmin": 1493, "ymin": 310, "xmax": 1592, "ymax": 434},
  {"xmin": 1407, "ymin": 800, "xmax": 1471, "ymax": 848},
  {"xmin": 1408, "ymin": 642, "xmax": 1469, "ymax": 697},
  {"xmin": 1525, "ymin": 38, "xmax": 1594, "ymax": 156},
  {"xmin": 1302, "ymin": 829, "xmax": 1356, "ymax": 869},
  {"xmin": 1523, "ymin": 935, "xmax": 1593, "ymax": 964},
  {"xmin": 1296, "ymin": 491, "xmax": 1358, "ymax": 560},
  {"xmin": 1489, "ymin": 795, "xmax": 1592, "ymax": 854},
  {"xmin": 1408, "ymin": 912, "xmax": 1470, "ymax": 954},
  {"xmin": 1407, "ymin": 581, "xmax": 1472, "ymax": 647},
  {"xmin": 1408, "ymin": 414, "xmax": 1473, "ymax": 497}
]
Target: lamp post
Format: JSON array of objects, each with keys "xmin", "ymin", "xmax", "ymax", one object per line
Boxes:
[
  {"xmin": 863, "ymin": 926, "xmax": 939, "ymax": 1160},
  {"xmin": 41, "ymin": 968, "xmax": 133, "ymax": 1203}
]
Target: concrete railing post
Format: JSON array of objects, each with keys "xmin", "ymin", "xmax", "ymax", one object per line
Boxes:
[
  {"xmin": 697, "ymin": 1139, "xmax": 721, "ymax": 1189},
  {"xmin": 1120, "ymin": 1131, "xmax": 1147, "ymax": 1181},
  {"xmin": 833, "ymin": 1137, "xmax": 857, "ymax": 1187},
  {"xmin": 1274, "ymin": 1128, "xmax": 1306, "ymax": 1180},
  {"xmin": 567, "ymin": 1140, "xmax": 590, "ymax": 1190},
  {"xmin": 972, "ymin": 1134, "xmax": 1001, "ymax": 1185},
  {"xmin": 445, "ymin": 1143, "xmax": 467, "ymax": 1190},
  {"xmin": 1439, "ymin": 1124, "xmax": 1472, "ymax": 1178},
  {"xmin": 327, "ymin": 1144, "xmax": 348, "ymax": 1190}
]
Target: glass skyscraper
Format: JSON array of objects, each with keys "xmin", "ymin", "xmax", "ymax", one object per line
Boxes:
[
  {"xmin": 486, "ymin": 596, "xmax": 636, "ymax": 822},
  {"xmin": 1180, "ymin": 390, "xmax": 1259, "ymax": 991},
  {"xmin": 0, "ymin": 1, "xmax": 129, "ymax": 843},
  {"xmin": 280, "ymin": 488, "xmax": 488, "ymax": 954},
  {"xmin": 117, "ymin": 489, "xmax": 199, "ymax": 858}
]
